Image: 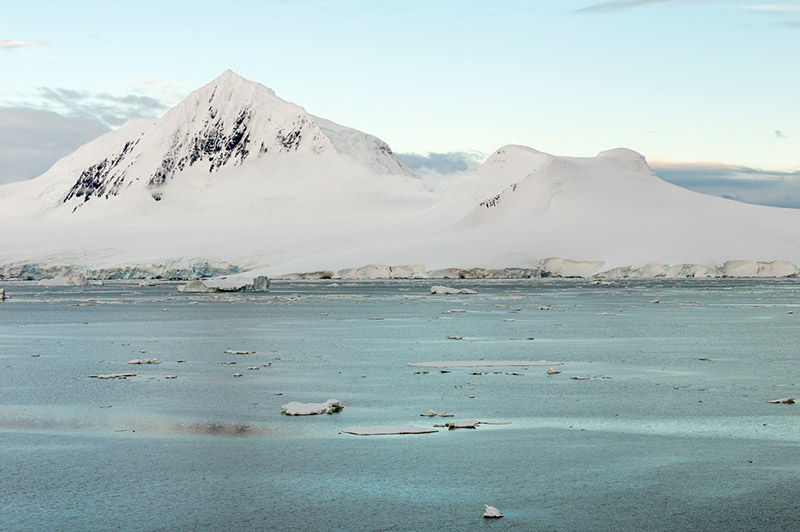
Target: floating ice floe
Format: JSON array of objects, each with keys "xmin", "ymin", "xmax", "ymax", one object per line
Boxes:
[
  {"xmin": 445, "ymin": 420, "xmax": 479, "ymax": 430},
  {"xmin": 180, "ymin": 275, "xmax": 270, "ymax": 293},
  {"xmin": 435, "ymin": 420, "xmax": 511, "ymax": 429},
  {"xmin": 483, "ymin": 505, "xmax": 503, "ymax": 518},
  {"xmin": 447, "ymin": 335, "xmax": 463, "ymax": 340},
  {"xmin": 128, "ymin": 358, "xmax": 160, "ymax": 365},
  {"xmin": 430, "ymin": 286, "xmax": 478, "ymax": 295},
  {"xmin": 179, "ymin": 280, "xmax": 220, "ymax": 293},
  {"xmin": 281, "ymin": 399, "xmax": 343, "ymax": 416},
  {"xmin": 546, "ymin": 367, "xmax": 562, "ymax": 375},
  {"xmin": 420, "ymin": 410, "xmax": 455, "ymax": 417},
  {"xmin": 88, "ymin": 373, "xmax": 137, "ymax": 379},
  {"xmin": 224, "ymin": 350, "xmax": 256, "ymax": 355},
  {"xmin": 343, "ymin": 425, "xmax": 438, "ymax": 436},
  {"xmin": 768, "ymin": 397, "xmax": 795, "ymax": 404},
  {"xmin": 407, "ymin": 360, "xmax": 563, "ymax": 368}
]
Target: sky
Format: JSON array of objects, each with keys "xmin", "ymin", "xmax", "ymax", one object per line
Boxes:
[{"xmin": 1, "ymin": 0, "xmax": 799, "ymax": 206}]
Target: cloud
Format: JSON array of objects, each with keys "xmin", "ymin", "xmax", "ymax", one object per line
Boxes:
[
  {"xmin": 396, "ymin": 151, "xmax": 486, "ymax": 175},
  {"xmin": 651, "ymin": 160, "xmax": 800, "ymax": 209},
  {"xmin": 775, "ymin": 130, "xmax": 788, "ymax": 139},
  {"xmin": 0, "ymin": 39, "xmax": 50, "ymax": 50},
  {"xmin": 576, "ymin": 0, "xmax": 800, "ymax": 17},
  {"xmin": 744, "ymin": 3, "xmax": 800, "ymax": 12},
  {"xmin": 36, "ymin": 87, "xmax": 168, "ymax": 127},
  {"xmin": 575, "ymin": 0, "xmax": 693, "ymax": 13},
  {"xmin": 0, "ymin": 108, "xmax": 110, "ymax": 184}
]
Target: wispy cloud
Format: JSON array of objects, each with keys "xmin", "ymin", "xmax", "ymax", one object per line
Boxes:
[
  {"xmin": 34, "ymin": 87, "xmax": 168, "ymax": 127},
  {"xmin": 575, "ymin": 0, "xmax": 693, "ymax": 13},
  {"xmin": 744, "ymin": 2, "xmax": 800, "ymax": 12},
  {"xmin": 0, "ymin": 39, "xmax": 50, "ymax": 50},
  {"xmin": 397, "ymin": 151, "xmax": 486, "ymax": 175},
  {"xmin": 652, "ymin": 160, "xmax": 800, "ymax": 209}
]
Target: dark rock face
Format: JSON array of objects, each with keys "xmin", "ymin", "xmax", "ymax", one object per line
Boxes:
[
  {"xmin": 64, "ymin": 140, "xmax": 139, "ymax": 203},
  {"xmin": 62, "ymin": 102, "xmax": 312, "ymax": 204},
  {"xmin": 146, "ymin": 107, "xmax": 256, "ymax": 197},
  {"xmin": 480, "ymin": 184, "xmax": 517, "ymax": 209}
]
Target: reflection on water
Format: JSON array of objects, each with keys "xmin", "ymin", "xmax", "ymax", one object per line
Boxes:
[{"xmin": 0, "ymin": 413, "xmax": 281, "ymax": 437}]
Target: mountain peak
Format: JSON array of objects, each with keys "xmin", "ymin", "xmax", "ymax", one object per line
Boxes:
[
  {"xmin": 46, "ymin": 72, "xmax": 411, "ymax": 209},
  {"xmin": 216, "ymin": 68, "xmax": 245, "ymax": 81}
]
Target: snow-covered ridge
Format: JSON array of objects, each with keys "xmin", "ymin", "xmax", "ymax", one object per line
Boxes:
[{"xmin": 1, "ymin": 72, "xmax": 800, "ymax": 273}]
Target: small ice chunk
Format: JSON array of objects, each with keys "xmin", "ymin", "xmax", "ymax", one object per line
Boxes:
[
  {"xmin": 127, "ymin": 358, "xmax": 160, "ymax": 365},
  {"xmin": 768, "ymin": 397, "xmax": 795, "ymax": 404},
  {"xmin": 408, "ymin": 361, "xmax": 563, "ymax": 368},
  {"xmin": 281, "ymin": 399, "xmax": 343, "ymax": 416},
  {"xmin": 445, "ymin": 419, "xmax": 479, "ymax": 430},
  {"xmin": 483, "ymin": 505, "xmax": 503, "ymax": 518},
  {"xmin": 430, "ymin": 286, "xmax": 477, "ymax": 295},
  {"xmin": 546, "ymin": 367, "xmax": 562, "ymax": 375},
  {"xmin": 343, "ymin": 425, "xmax": 438, "ymax": 436},
  {"xmin": 179, "ymin": 280, "xmax": 220, "ymax": 293},
  {"xmin": 224, "ymin": 350, "xmax": 256, "ymax": 355}
]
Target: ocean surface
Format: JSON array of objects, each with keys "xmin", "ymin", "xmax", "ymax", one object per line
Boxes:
[{"xmin": 1, "ymin": 278, "xmax": 800, "ymax": 531}]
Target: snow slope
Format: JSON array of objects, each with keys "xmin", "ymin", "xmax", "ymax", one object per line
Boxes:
[{"xmin": 1, "ymin": 71, "xmax": 799, "ymax": 276}]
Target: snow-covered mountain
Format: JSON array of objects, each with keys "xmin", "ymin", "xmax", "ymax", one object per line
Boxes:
[
  {"xmin": 1, "ymin": 70, "xmax": 410, "ymax": 214},
  {"xmin": 1, "ymin": 71, "xmax": 799, "ymax": 278},
  {"xmin": 442, "ymin": 146, "xmax": 800, "ymax": 269}
]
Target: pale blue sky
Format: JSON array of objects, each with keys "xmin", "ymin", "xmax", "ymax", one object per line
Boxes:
[{"xmin": 1, "ymin": 0, "xmax": 799, "ymax": 202}]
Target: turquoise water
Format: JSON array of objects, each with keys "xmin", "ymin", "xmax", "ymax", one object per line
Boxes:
[{"xmin": 2, "ymin": 279, "xmax": 800, "ymax": 530}]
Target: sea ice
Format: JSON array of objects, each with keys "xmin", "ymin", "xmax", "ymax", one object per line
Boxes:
[
  {"xmin": 768, "ymin": 397, "xmax": 795, "ymax": 404},
  {"xmin": 342, "ymin": 426, "xmax": 438, "ymax": 436},
  {"xmin": 281, "ymin": 399, "xmax": 343, "ymax": 416},
  {"xmin": 430, "ymin": 286, "xmax": 477, "ymax": 295},
  {"xmin": 483, "ymin": 505, "xmax": 503, "ymax": 518},
  {"xmin": 407, "ymin": 361, "xmax": 563, "ymax": 368}
]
